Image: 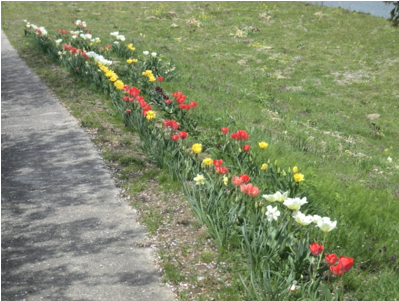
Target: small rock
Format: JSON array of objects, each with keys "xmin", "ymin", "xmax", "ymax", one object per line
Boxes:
[{"xmin": 365, "ymin": 114, "xmax": 380, "ymax": 120}]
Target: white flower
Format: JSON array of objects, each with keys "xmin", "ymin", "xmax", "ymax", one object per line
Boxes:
[
  {"xmin": 81, "ymin": 21, "xmax": 87, "ymax": 28},
  {"xmin": 289, "ymin": 281, "xmax": 300, "ymax": 293},
  {"xmin": 55, "ymin": 39, "xmax": 63, "ymax": 45},
  {"xmin": 317, "ymin": 217, "xmax": 337, "ymax": 233},
  {"xmin": 265, "ymin": 205, "xmax": 280, "ymax": 222},
  {"xmin": 387, "ymin": 157, "xmax": 392, "ymax": 162},
  {"xmin": 23, "ymin": 19, "xmax": 27, "ymax": 23},
  {"xmin": 114, "ymin": 41, "xmax": 119, "ymax": 44},
  {"xmin": 222, "ymin": 175, "xmax": 228, "ymax": 186},
  {"xmin": 38, "ymin": 27, "xmax": 47, "ymax": 35},
  {"xmin": 71, "ymin": 35, "xmax": 77, "ymax": 39},
  {"xmin": 292, "ymin": 211, "xmax": 313, "ymax": 226},
  {"xmin": 151, "ymin": 52, "xmax": 157, "ymax": 57},
  {"xmin": 312, "ymin": 215, "xmax": 322, "ymax": 224},
  {"xmin": 283, "ymin": 197, "xmax": 307, "ymax": 211},
  {"xmin": 263, "ymin": 191, "xmax": 288, "ymax": 203},
  {"xmin": 143, "ymin": 51, "xmax": 149, "ymax": 55},
  {"xmin": 110, "ymin": 31, "xmax": 119, "ymax": 37},
  {"xmin": 116, "ymin": 35, "xmax": 126, "ymax": 41},
  {"xmin": 194, "ymin": 174, "xmax": 205, "ymax": 185},
  {"xmin": 75, "ymin": 19, "xmax": 81, "ymax": 25}
]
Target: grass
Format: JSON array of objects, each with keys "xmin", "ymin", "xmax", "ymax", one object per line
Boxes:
[{"xmin": 2, "ymin": 1, "xmax": 399, "ymax": 300}]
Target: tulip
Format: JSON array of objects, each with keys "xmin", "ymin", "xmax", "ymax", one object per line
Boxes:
[
  {"xmin": 317, "ymin": 217, "xmax": 337, "ymax": 233},
  {"xmin": 157, "ymin": 76, "xmax": 164, "ymax": 82},
  {"xmin": 330, "ymin": 264, "xmax": 344, "ymax": 276},
  {"xmin": 338, "ymin": 256, "xmax": 354, "ymax": 272},
  {"xmin": 309, "ymin": 242, "xmax": 324, "ymax": 256},
  {"xmin": 258, "ymin": 141, "xmax": 269, "ymax": 149},
  {"xmin": 213, "ymin": 159, "xmax": 223, "ymax": 167},
  {"xmin": 283, "ymin": 197, "xmax": 307, "ymax": 211},
  {"xmin": 179, "ymin": 131, "xmax": 188, "ymax": 139},
  {"xmin": 221, "ymin": 127, "xmax": 229, "ymax": 134},
  {"xmin": 232, "ymin": 176, "xmax": 243, "ymax": 186},
  {"xmin": 202, "ymin": 158, "xmax": 213, "ymax": 166},
  {"xmin": 325, "ymin": 253, "xmax": 338, "ymax": 265},
  {"xmin": 243, "ymin": 145, "xmax": 251, "ymax": 152},
  {"xmin": 239, "ymin": 174, "xmax": 251, "ymax": 183},
  {"xmin": 192, "ymin": 143, "xmax": 202, "ymax": 154},
  {"xmin": 261, "ymin": 163, "xmax": 268, "ymax": 170},
  {"xmin": 215, "ymin": 166, "xmax": 229, "ymax": 175},
  {"xmin": 293, "ymin": 166, "xmax": 299, "ymax": 173},
  {"xmin": 125, "ymin": 109, "xmax": 131, "ymax": 115},
  {"xmin": 293, "ymin": 211, "xmax": 313, "ymax": 226}
]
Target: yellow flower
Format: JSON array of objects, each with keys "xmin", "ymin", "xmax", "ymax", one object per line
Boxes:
[
  {"xmin": 106, "ymin": 70, "xmax": 114, "ymax": 78},
  {"xmin": 194, "ymin": 174, "xmax": 205, "ymax": 185},
  {"xmin": 261, "ymin": 163, "xmax": 268, "ymax": 170},
  {"xmin": 192, "ymin": 143, "xmax": 202, "ymax": 154},
  {"xmin": 127, "ymin": 43, "xmax": 135, "ymax": 51},
  {"xmin": 293, "ymin": 166, "xmax": 298, "ymax": 173},
  {"xmin": 202, "ymin": 158, "xmax": 213, "ymax": 166},
  {"xmin": 109, "ymin": 75, "xmax": 118, "ymax": 82},
  {"xmin": 222, "ymin": 175, "xmax": 228, "ymax": 186},
  {"xmin": 96, "ymin": 39, "xmax": 101, "ymax": 43},
  {"xmin": 148, "ymin": 76, "xmax": 156, "ymax": 82},
  {"xmin": 258, "ymin": 141, "xmax": 269, "ymax": 149},
  {"xmin": 127, "ymin": 59, "xmax": 133, "ymax": 64},
  {"xmin": 294, "ymin": 173, "xmax": 304, "ymax": 182},
  {"xmin": 114, "ymin": 80, "xmax": 124, "ymax": 90},
  {"xmin": 145, "ymin": 110, "xmax": 156, "ymax": 120},
  {"xmin": 132, "ymin": 59, "xmax": 138, "ymax": 63}
]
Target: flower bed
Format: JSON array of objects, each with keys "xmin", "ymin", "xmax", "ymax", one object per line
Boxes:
[{"xmin": 24, "ymin": 19, "xmax": 355, "ymax": 300}]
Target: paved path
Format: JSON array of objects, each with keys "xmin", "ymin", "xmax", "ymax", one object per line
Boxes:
[{"xmin": 1, "ymin": 30, "xmax": 175, "ymax": 301}]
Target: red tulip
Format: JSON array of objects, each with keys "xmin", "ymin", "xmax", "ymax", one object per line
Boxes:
[
  {"xmin": 165, "ymin": 99, "xmax": 171, "ymax": 105},
  {"xmin": 243, "ymin": 145, "xmax": 251, "ymax": 152},
  {"xmin": 239, "ymin": 174, "xmax": 250, "ymax": 183},
  {"xmin": 309, "ymin": 243, "xmax": 324, "ymax": 256},
  {"xmin": 231, "ymin": 130, "xmax": 250, "ymax": 141},
  {"xmin": 247, "ymin": 184, "xmax": 260, "ymax": 197},
  {"xmin": 190, "ymin": 101, "xmax": 197, "ymax": 108},
  {"xmin": 221, "ymin": 127, "xmax": 229, "ymax": 134},
  {"xmin": 338, "ymin": 256, "xmax": 354, "ymax": 272},
  {"xmin": 325, "ymin": 253, "xmax": 338, "ymax": 266},
  {"xmin": 123, "ymin": 96, "xmax": 129, "ymax": 101},
  {"xmin": 179, "ymin": 131, "xmax": 188, "ymax": 140},
  {"xmin": 171, "ymin": 134, "xmax": 179, "ymax": 141},
  {"xmin": 232, "ymin": 176, "xmax": 243, "ymax": 186},
  {"xmin": 213, "ymin": 159, "xmax": 223, "ymax": 167},
  {"xmin": 330, "ymin": 264, "xmax": 344, "ymax": 276},
  {"xmin": 157, "ymin": 76, "xmax": 164, "ymax": 82},
  {"xmin": 215, "ymin": 166, "xmax": 229, "ymax": 174},
  {"xmin": 125, "ymin": 109, "xmax": 131, "ymax": 115},
  {"xmin": 240, "ymin": 184, "xmax": 249, "ymax": 194}
]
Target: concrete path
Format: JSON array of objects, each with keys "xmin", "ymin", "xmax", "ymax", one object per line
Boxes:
[{"xmin": 1, "ymin": 30, "xmax": 175, "ymax": 301}]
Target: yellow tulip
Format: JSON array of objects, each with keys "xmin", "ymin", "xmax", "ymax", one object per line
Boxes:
[
  {"xmin": 261, "ymin": 163, "xmax": 268, "ymax": 170},
  {"xmin": 145, "ymin": 110, "xmax": 156, "ymax": 120},
  {"xmin": 202, "ymin": 158, "xmax": 213, "ymax": 166},
  {"xmin": 258, "ymin": 141, "xmax": 269, "ymax": 149},
  {"xmin": 192, "ymin": 143, "xmax": 202, "ymax": 154},
  {"xmin": 293, "ymin": 166, "xmax": 298, "ymax": 173}
]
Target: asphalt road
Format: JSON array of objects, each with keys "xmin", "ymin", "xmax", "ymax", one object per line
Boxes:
[{"xmin": 1, "ymin": 30, "xmax": 175, "ymax": 301}]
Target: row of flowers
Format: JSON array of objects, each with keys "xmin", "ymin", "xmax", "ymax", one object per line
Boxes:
[{"xmin": 24, "ymin": 19, "xmax": 353, "ymax": 299}]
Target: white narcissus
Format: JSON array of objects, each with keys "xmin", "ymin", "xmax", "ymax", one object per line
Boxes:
[
  {"xmin": 110, "ymin": 31, "xmax": 119, "ymax": 36},
  {"xmin": 194, "ymin": 174, "xmax": 205, "ymax": 185},
  {"xmin": 265, "ymin": 205, "xmax": 280, "ymax": 222},
  {"xmin": 143, "ymin": 51, "xmax": 149, "ymax": 55}
]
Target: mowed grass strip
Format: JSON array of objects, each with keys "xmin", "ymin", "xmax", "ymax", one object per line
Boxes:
[{"xmin": 2, "ymin": 2, "xmax": 398, "ymax": 300}]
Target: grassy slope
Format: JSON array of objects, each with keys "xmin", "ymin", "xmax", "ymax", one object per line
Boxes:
[{"xmin": 2, "ymin": 1, "xmax": 399, "ymax": 299}]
